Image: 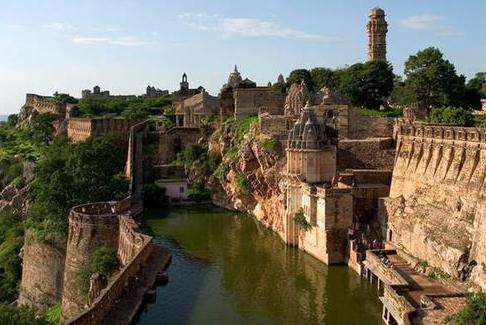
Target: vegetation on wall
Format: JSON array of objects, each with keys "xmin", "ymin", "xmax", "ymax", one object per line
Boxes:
[
  {"xmin": 235, "ymin": 173, "xmax": 252, "ymax": 196},
  {"xmin": 450, "ymin": 292, "xmax": 486, "ymax": 325},
  {"xmin": 0, "ymin": 303, "xmax": 48, "ymax": 325},
  {"xmin": 293, "ymin": 209, "xmax": 312, "ymax": 232},
  {"xmin": 76, "ymin": 246, "xmax": 119, "ymax": 298},
  {"xmin": 77, "ymin": 96, "xmax": 171, "ymax": 118}
]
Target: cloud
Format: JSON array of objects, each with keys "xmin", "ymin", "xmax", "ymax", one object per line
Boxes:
[
  {"xmin": 400, "ymin": 14, "xmax": 461, "ymax": 37},
  {"xmin": 72, "ymin": 36, "xmax": 152, "ymax": 46},
  {"xmin": 44, "ymin": 22, "xmax": 77, "ymax": 31},
  {"xmin": 178, "ymin": 12, "xmax": 341, "ymax": 42}
]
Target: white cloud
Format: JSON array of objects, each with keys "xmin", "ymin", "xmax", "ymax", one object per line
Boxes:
[
  {"xmin": 44, "ymin": 22, "xmax": 77, "ymax": 31},
  {"xmin": 178, "ymin": 12, "xmax": 341, "ymax": 42},
  {"xmin": 400, "ymin": 14, "xmax": 461, "ymax": 37},
  {"xmin": 72, "ymin": 36, "xmax": 152, "ymax": 47}
]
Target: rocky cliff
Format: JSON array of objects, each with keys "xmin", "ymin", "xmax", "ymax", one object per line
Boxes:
[{"xmin": 208, "ymin": 121, "xmax": 287, "ymax": 238}]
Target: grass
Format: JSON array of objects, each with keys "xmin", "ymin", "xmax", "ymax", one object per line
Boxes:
[{"xmin": 358, "ymin": 107, "xmax": 403, "ymax": 118}]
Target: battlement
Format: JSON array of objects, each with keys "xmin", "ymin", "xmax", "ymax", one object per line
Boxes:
[{"xmin": 396, "ymin": 121, "xmax": 486, "ymax": 143}]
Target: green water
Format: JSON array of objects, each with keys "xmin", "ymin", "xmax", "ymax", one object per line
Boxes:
[{"xmin": 136, "ymin": 206, "xmax": 382, "ymax": 325}]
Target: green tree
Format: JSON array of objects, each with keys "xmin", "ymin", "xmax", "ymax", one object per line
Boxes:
[
  {"xmin": 467, "ymin": 72, "xmax": 486, "ymax": 98},
  {"xmin": 427, "ymin": 107, "xmax": 474, "ymax": 126},
  {"xmin": 310, "ymin": 67, "xmax": 339, "ymax": 91},
  {"xmin": 53, "ymin": 92, "xmax": 77, "ymax": 104},
  {"xmin": 287, "ymin": 69, "xmax": 314, "ymax": 91},
  {"xmin": 26, "ymin": 113, "xmax": 57, "ymax": 144},
  {"xmin": 0, "ymin": 304, "xmax": 47, "ymax": 325},
  {"xmin": 338, "ymin": 60, "xmax": 394, "ymax": 109},
  {"xmin": 404, "ymin": 47, "xmax": 469, "ymax": 111}
]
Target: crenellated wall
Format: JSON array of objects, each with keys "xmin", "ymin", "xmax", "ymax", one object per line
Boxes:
[{"xmin": 384, "ymin": 122, "xmax": 486, "ymax": 290}]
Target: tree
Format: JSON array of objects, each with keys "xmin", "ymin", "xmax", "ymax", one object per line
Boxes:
[
  {"xmin": 310, "ymin": 67, "xmax": 339, "ymax": 91},
  {"xmin": 427, "ymin": 107, "xmax": 475, "ymax": 126},
  {"xmin": 338, "ymin": 60, "xmax": 394, "ymax": 109},
  {"xmin": 287, "ymin": 69, "xmax": 314, "ymax": 91},
  {"xmin": 389, "ymin": 78, "xmax": 416, "ymax": 108},
  {"xmin": 467, "ymin": 72, "xmax": 486, "ymax": 98},
  {"xmin": 404, "ymin": 47, "xmax": 468, "ymax": 111},
  {"xmin": 53, "ymin": 92, "xmax": 77, "ymax": 104}
]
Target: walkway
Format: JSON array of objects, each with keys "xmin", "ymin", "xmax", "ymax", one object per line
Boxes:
[{"xmin": 100, "ymin": 245, "xmax": 172, "ymax": 325}]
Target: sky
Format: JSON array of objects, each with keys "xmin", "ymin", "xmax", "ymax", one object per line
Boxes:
[{"xmin": 0, "ymin": 0, "xmax": 485, "ymax": 114}]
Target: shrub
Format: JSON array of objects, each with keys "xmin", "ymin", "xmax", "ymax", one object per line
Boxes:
[
  {"xmin": 427, "ymin": 107, "xmax": 475, "ymax": 126},
  {"xmin": 187, "ymin": 183, "xmax": 211, "ymax": 202},
  {"xmin": 235, "ymin": 173, "xmax": 252, "ymax": 196},
  {"xmin": 76, "ymin": 246, "xmax": 119, "ymax": 298},
  {"xmin": 427, "ymin": 267, "xmax": 450, "ymax": 280},
  {"xmin": 358, "ymin": 107, "xmax": 403, "ymax": 118},
  {"xmin": 260, "ymin": 137, "xmax": 278, "ymax": 152},
  {"xmin": 143, "ymin": 184, "xmax": 168, "ymax": 208},
  {"xmin": 293, "ymin": 209, "xmax": 312, "ymax": 232},
  {"xmin": 44, "ymin": 304, "xmax": 61, "ymax": 325},
  {"xmin": 0, "ymin": 304, "xmax": 47, "ymax": 325},
  {"xmin": 213, "ymin": 163, "xmax": 228, "ymax": 184},
  {"xmin": 451, "ymin": 293, "xmax": 486, "ymax": 325}
]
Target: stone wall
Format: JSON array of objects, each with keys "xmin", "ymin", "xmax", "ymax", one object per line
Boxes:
[
  {"xmin": 338, "ymin": 138, "xmax": 396, "ymax": 171},
  {"xmin": 67, "ymin": 118, "xmax": 139, "ymax": 142},
  {"xmin": 157, "ymin": 127, "xmax": 202, "ymax": 164},
  {"xmin": 17, "ymin": 232, "xmax": 66, "ymax": 310},
  {"xmin": 20, "ymin": 94, "xmax": 65, "ymax": 120},
  {"xmin": 125, "ymin": 121, "xmax": 148, "ymax": 204},
  {"xmin": 384, "ymin": 122, "xmax": 486, "ymax": 290},
  {"xmin": 347, "ymin": 107, "xmax": 395, "ymax": 139},
  {"xmin": 63, "ymin": 199, "xmax": 154, "ymax": 325},
  {"xmin": 61, "ymin": 202, "xmax": 121, "ymax": 321},
  {"xmin": 234, "ymin": 87, "xmax": 285, "ymax": 120}
]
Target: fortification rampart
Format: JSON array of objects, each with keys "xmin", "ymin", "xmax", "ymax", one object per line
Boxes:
[
  {"xmin": 234, "ymin": 87, "xmax": 285, "ymax": 120},
  {"xmin": 61, "ymin": 202, "xmax": 121, "ymax": 321},
  {"xmin": 67, "ymin": 118, "xmax": 139, "ymax": 142},
  {"xmin": 64, "ymin": 199, "xmax": 153, "ymax": 325},
  {"xmin": 19, "ymin": 94, "xmax": 66, "ymax": 120},
  {"xmin": 384, "ymin": 122, "xmax": 486, "ymax": 290}
]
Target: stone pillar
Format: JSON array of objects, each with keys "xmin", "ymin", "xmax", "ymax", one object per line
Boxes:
[{"xmin": 367, "ymin": 7, "xmax": 388, "ymax": 61}]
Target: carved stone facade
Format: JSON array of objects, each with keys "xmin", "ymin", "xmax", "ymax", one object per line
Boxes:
[{"xmin": 367, "ymin": 7, "xmax": 388, "ymax": 61}]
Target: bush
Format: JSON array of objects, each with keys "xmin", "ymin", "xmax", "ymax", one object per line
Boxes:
[
  {"xmin": 427, "ymin": 107, "xmax": 475, "ymax": 126},
  {"xmin": 235, "ymin": 173, "xmax": 252, "ymax": 196},
  {"xmin": 451, "ymin": 293, "xmax": 486, "ymax": 325},
  {"xmin": 293, "ymin": 209, "xmax": 312, "ymax": 232},
  {"xmin": 213, "ymin": 163, "xmax": 228, "ymax": 184},
  {"xmin": 0, "ymin": 208, "xmax": 23, "ymax": 303},
  {"xmin": 187, "ymin": 183, "xmax": 211, "ymax": 202},
  {"xmin": 0, "ymin": 304, "xmax": 47, "ymax": 325},
  {"xmin": 260, "ymin": 136, "xmax": 278, "ymax": 152},
  {"xmin": 427, "ymin": 267, "xmax": 450, "ymax": 280},
  {"xmin": 44, "ymin": 304, "xmax": 61, "ymax": 325},
  {"xmin": 143, "ymin": 184, "xmax": 168, "ymax": 208},
  {"xmin": 76, "ymin": 246, "xmax": 119, "ymax": 298},
  {"xmin": 358, "ymin": 107, "xmax": 403, "ymax": 118}
]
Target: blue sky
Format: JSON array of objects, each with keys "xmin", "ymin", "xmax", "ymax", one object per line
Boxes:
[{"xmin": 0, "ymin": 0, "xmax": 485, "ymax": 114}]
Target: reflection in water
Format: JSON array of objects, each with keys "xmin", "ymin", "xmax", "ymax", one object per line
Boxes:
[{"xmin": 136, "ymin": 206, "xmax": 381, "ymax": 325}]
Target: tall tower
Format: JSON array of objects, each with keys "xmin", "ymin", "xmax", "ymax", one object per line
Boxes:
[{"xmin": 367, "ymin": 7, "xmax": 388, "ymax": 61}]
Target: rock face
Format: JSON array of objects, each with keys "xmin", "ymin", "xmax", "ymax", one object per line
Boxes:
[
  {"xmin": 18, "ymin": 232, "xmax": 66, "ymax": 310},
  {"xmin": 210, "ymin": 125, "xmax": 287, "ymax": 237},
  {"xmin": 384, "ymin": 122, "xmax": 486, "ymax": 290}
]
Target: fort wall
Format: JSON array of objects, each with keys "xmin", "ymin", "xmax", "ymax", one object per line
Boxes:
[
  {"xmin": 384, "ymin": 122, "xmax": 486, "ymax": 290},
  {"xmin": 234, "ymin": 87, "xmax": 285, "ymax": 120},
  {"xmin": 67, "ymin": 118, "xmax": 139, "ymax": 142}
]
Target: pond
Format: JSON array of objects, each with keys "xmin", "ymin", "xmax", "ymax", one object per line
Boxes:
[{"xmin": 136, "ymin": 206, "xmax": 382, "ymax": 325}]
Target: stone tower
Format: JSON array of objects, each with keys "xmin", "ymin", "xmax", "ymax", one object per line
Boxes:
[
  {"xmin": 180, "ymin": 73, "xmax": 189, "ymax": 93},
  {"xmin": 366, "ymin": 7, "xmax": 388, "ymax": 61}
]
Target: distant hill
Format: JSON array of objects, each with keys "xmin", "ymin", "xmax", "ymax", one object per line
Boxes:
[{"xmin": 0, "ymin": 115, "xmax": 9, "ymax": 122}]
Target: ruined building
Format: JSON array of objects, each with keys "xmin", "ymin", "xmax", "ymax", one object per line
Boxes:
[
  {"xmin": 219, "ymin": 66, "xmax": 285, "ymax": 120},
  {"xmin": 81, "ymin": 85, "xmax": 110, "ymax": 98},
  {"xmin": 145, "ymin": 86, "xmax": 169, "ymax": 98},
  {"xmin": 367, "ymin": 7, "xmax": 388, "ymax": 61},
  {"xmin": 175, "ymin": 89, "xmax": 219, "ymax": 128}
]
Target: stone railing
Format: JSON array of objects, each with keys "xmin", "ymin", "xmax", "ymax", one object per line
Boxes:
[
  {"xmin": 382, "ymin": 284, "xmax": 416, "ymax": 325},
  {"xmin": 65, "ymin": 197, "xmax": 153, "ymax": 325},
  {"xmin": 396, "ymin": 122, "xmax": 486, "ymax": 143},
  {"xmin": 365, "ymin": 250, "xmax": 409, "ymax": 286}
]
